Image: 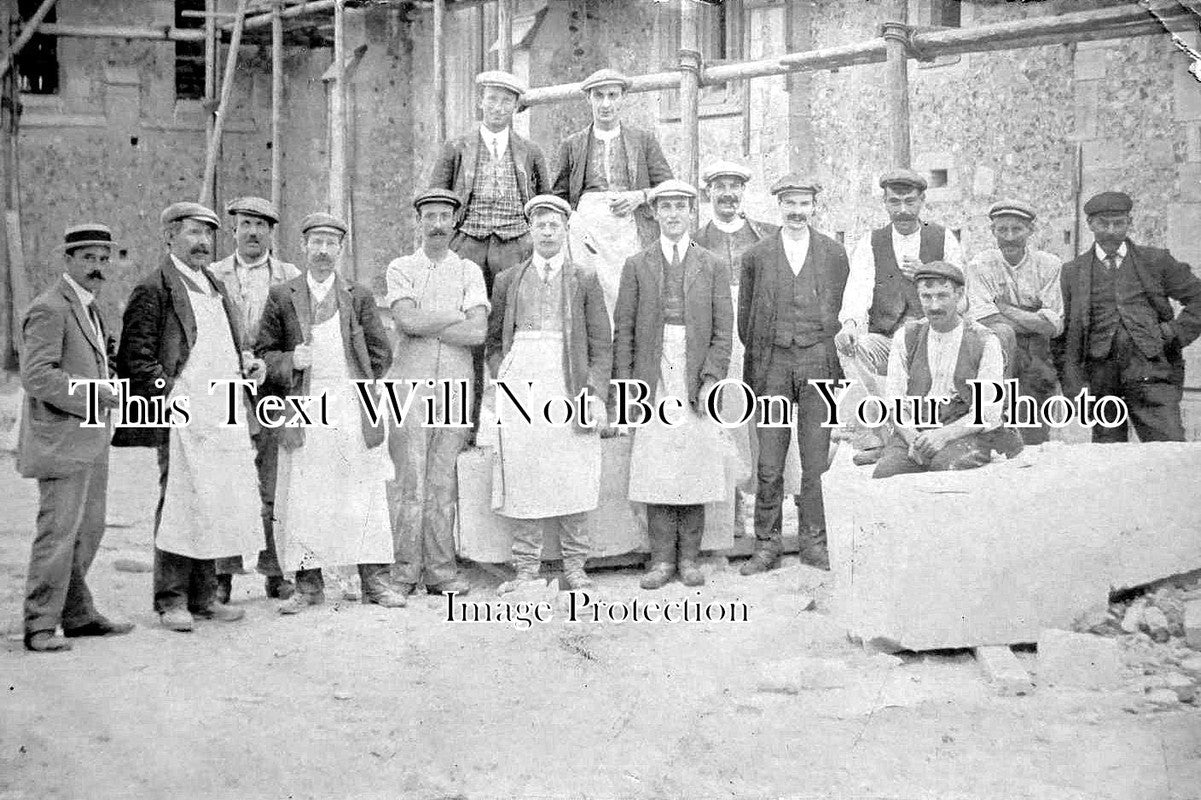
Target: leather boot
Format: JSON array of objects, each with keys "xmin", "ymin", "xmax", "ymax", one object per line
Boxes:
[
  {"xmin": 562, "ymin": 558, "xmax": 594, "ymax": 591},
  {"xmin": 640, "ymin": 508, "xmax": 677, "ymax": 590},
  {"xmin": 215, "ymin": 573, "xmax": 233, "ymax": 604},
  {"xmin": 265, "ymin": 575, "xmax": 295, "ymax": 600},
  {"xmin": 498, "ymin": 565, "xmax": 542, "ymax": 595},
  {"xmin": 798, "ymin": 527, "xmax": 830, "ymax": 571},
  {"xmin": 739, "ymin": 544, "xmax": 780, "ymax": 576},
  {"xmin": 677, "ymin": 522, "xmax": 705, "ymax": 587},
  {"xmin": 360, "ymin": 565, "xmax": 407, "ymax": 608}
]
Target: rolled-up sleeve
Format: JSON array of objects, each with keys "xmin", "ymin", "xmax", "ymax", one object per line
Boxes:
[
  {"xmin": 460, "ymin": 259, "xmax": 491, "ymax": 314},
  {"xmin": 384, "ymin": 258, "xmax": 417, "ymax": 308},
  {"xmin": 1037, "ymin": 254, "xmax": 1065, "ymax": 337},
  {"xmin": 839, "ymin": 233, "xmax": 875, "ymax": 328},
  {"xmin": 965, "ymin": 254, "xmax": 1001, "ymax": 323}
]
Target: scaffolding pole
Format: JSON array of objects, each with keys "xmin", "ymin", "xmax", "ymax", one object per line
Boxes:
[
  {"xmin": 497, "ymin": 0, "xmax": 513, "ymax": 71},
  {"xmin": 204, "ymin": 0, "xmax": 218, "ymax": 206},
  {"xmin": 329, "ymin": 0, "xmax": 346, "ymax": 217},
  {"xmin": 0, "ymin": 0, "xmax": 58, "ymax": 80},
  {"xmin": 678, "ymin": 0, "xmax": 700, "ymax": 190},
  {"xmin": 199, "ymin": 0, "xmax": 249, "ymax": 208},
  {"xmin": 882, "ymin": 20, "xmax": 910, "ymax": 169},
  {"xmin": 271, "ymin": 0, "xmax": 284, "ymax": 253},
  {"xmin": 434, "ymin": 0, "xmax": 446, "ymax": 142}
]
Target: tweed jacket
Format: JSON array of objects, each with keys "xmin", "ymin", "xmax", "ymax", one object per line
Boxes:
[
  {"xmin": 693, "ymin": 216, "xmax": 780, "ymax": 256},
  {"xmin": 16, "ymin": 277, "xmax": 116, "ymax": 478},
  {"xmin": 428, "ymin": 129, "xmax": 551, "ymax": 227},
  {"xmin": 112, "ymin": 255, "xmax": 246, "ymax": 448},
  {"xmin": 612, "ymin": 240, "xmax": 733, "ymax": 408},
  {"xmin": 737, "ymin": 228, "xmax": 850, "ymax": 396},
  {"xmin": 551, "ymin": 123, "xmax": 674, "ymax": 246},
  {"xmin": 255, "ymin": 274, "xmax": 393, "ymax": 449},
  {"xmin": 1058, "ymin": 239, "xmax": 1201, "ymax": 396},
  {"xmin": 486, "ymin": 256, "xmax": 612, "ymax": 399}
]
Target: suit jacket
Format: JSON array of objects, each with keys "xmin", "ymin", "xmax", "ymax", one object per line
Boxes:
[
  {"xmin": 16, "ymin": 277, "xmax": 115, "ymax": 478},
  {"xmin": 487, "ymin": 257, "xmax": 612, "ymax": 400},
  {"xmin": 1058, "ymin": 239, "xmax": 1201, "ymax": 396},
  {"xmin": 551, "ymin": 124, "xmax": 674, "ymax": 246},
  {"xmin": 612, "ymin": 240, "xmax": 732, "ymax": 408},
  {"xmin": 255, "ymin": 274, "xmax": 393, "ymax": 449},
  {"xmin": 428, "ymin": 130, "xmax": 551, "ymax": 227},
  {"xmin": 692, "ymin": 216, "xmax": 780, "ymax": 256},
  {"xmin": 737, "ymin": 228, "xmax": 850, "ymax": 396},
  {"xmin": 112, "ymin": 255, "xmax": 246, "ymax": 448}
]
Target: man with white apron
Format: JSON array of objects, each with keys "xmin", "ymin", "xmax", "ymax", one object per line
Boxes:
[
  {"xmin": 386, "ymin": 189, "xmax": 490, "ymax": 598},
  {"xmin": 613, "ymin": 180, "xmax": 732, "ymax": 590},
  {"xmin": 256, "ymin": 213, "xmax": 406, "ymax": 614},
  {"xmin": 552, "ymin": 68, "xmax": 674, "ymax": 325},
  {"xmin": 485, "ymin": 194, "xmax": 612, "ymax": 593},
  {"xmin": 114, "ymin": 202, "xmax": 261, "ymax": 632}
]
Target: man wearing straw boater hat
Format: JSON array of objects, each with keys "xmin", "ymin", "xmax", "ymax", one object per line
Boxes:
[
  {"xmin": 210, "ymin": 195, "xmax": 300, "ymax": 603},
  {"xmin": 17, "ymin": 224, "xmax": 134, "ymax": 652},
  {"xmin": 553, "ymin": 68, "xmax": 674, "ymax": 324},
  {"xmin": 114, "ymin": 202, "xmax": 260, "ymax": 632},
  {"xmin": 613, "ymin": 179, "xmax": 732, "ymax": 590},
  {"xmin": 256, "ymin": 212, "xmax": 406, "ymax": 614},
  {"xmin": 485, "ymin": 194, "xmax": 611, "ymax": 594}
]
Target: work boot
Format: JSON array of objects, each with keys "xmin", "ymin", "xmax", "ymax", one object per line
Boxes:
[
  {"xmin": 215, "ymin": 573, "xmax": 233, "ymax": 604},
  {"xmin": 677, "ymin": 525, "xmax": 705, "ymax": 587},
  {"xmin": 24, "ymin": 631, "xmax": 72, "ymax": 652},
  {"xmin": 265, "ymin": 575, "xmax": 295, "ymax": 600},
  {"xmin": 194, "ymin": 603, "xmax": 245, "ymax": 622},
  {"xmin": 562, "ymin": 558, "xmax": 594, "ymax": 591},
  {"xmin": 160, "ymin": 608, "xmax": 195, "ymax": 632},
  {"xmin": 640, "ymin": 520, "xmax": 677, "ymax": 590},
  {"xmin": 360, "ymin": 566, "xmax": 407, "ymax": 608},
  {"xmin": 739, "ymin": 546, "xmax": 780, "ymax": 576},
  {"xmin": 278, "ymin": 591, "xmax": 324, "ymax": 615},
  {"xmin": 394, "ymin": 582, "xmax": 416, "ymax": 597},
  {"xmin": 990, "ymin": 426, "xmax": 1026, "ymax": 459},
  {"xmin": 427, "ymin": 576, "xmax": 470, "ymax": 596},
  {"xmin": 852, "ymin": 447, "xmax": 882, "ymax": 467},
  {"xmin": 798, "ymin": 527, "xmax": 830, "ymax": 571},
  {"xmin": 498, "ymin": 566, "xmax": 542, "ymax": 595}
]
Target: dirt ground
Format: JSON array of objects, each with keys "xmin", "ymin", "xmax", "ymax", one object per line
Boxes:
[{"xmin": 1, "ymin": 447, "xmax": 1199, "ymax": 800}]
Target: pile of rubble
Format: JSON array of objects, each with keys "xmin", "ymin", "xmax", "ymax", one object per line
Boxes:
[{"xmin": 1071, "ymin": 580, "xmax": 1201, "ymax": 712}]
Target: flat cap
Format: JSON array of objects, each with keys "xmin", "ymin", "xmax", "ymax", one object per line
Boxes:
[
  {"xmin": 299, "ymin": 212, "xmax": 347, "ymax": 237},
  {"xmin": 60, "ymin": 223, "xmax": 117, "ymax": 253},
  {"xmin": 648, "ymin": 179, "xmax": 697, "ymax": 203},
  {"xmin": 475, "ymin": 70, "xmax": 527, "ymax": 98},
  {"xmin": 523, "ymin": 194, "xmax": 572, "ymax": 219},
  {"xmin": 226, "ymin": 195, "xmax": 280, "ymax": 224},
  {"xmin": 988, "ymin": 199, "xmax": 1036, "ymax": 222},
  {"xmin": 1083, "ymin": 191, "xmax": 1133, "ymax": 216},
  {"xmin": 580, "ymin": 68, "xmax": 630, "ymax": 94},
  {"xmin": 161, "ymin": 201, "xmax": 220, "ymax": 229},
  {"xmin": 770, "ymin": 173, "xmax": 821, "ymax": 197},
  {"xmin": 879, "ymin": 168, "xmax": 928, "ymax": 192},
  {"xmin": 913, "ymin": 260, "xmax": 965, "ymax": 286},
  {"xmin": 700, "ymin": 160, "xmax": 752, "ymax": 185},
  {"xmin": 412, "ymin": 188, "xmax": 462, "ymax": 212}
]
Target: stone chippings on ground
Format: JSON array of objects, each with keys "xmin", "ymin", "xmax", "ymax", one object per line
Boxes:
[{"xmin": 0, "ymin": 447, "xmax": 1199, "ymax": 799}]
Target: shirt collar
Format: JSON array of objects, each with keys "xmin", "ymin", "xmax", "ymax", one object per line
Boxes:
[
  {"xmin": 306, "ymin": 270, "xmax": 336, "ymax": 301},
  {"xmin": 892, "ymin": 224, "xmax": 921, "ymax": 244},
  {"xmin": 235, "ymin": 250, "xmax": 270, "ymax": 270},
  {"xmin": 1094, "ymin": 241, "xmax": 1128, "ymax": 262},
  {"xmin": 928, "ymin": 319, "xmax": 964, "ymax": 340},
  {"xmin": 534, "ymin": 251, "xmax": 566, "ymax": 278},
  {"xmin": 170, "ymin": 254, "xmax": 212, "ymax": 293},
  {"xmin": 660, "ymin": 234, "xmax": 691, "ymax": 264},
  {"xmin": 710, "ymin": 215, "xmax": 746, "ymax": 234},
  {"xmin": 62, "ymin": 273, "xmax": 96, "ymax": 307},
  {"xmin": 593, "ymin": 124, "xmax": 622, "ymax": 143},
  {"xmin": 479, "ymin": 124, "xmax": 510, "ymax": 156}
]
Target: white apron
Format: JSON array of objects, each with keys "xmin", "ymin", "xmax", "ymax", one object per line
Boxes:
[
  {"xmin": 568, "ymin": 192, "xmax": 642, "ymax": 324},
  {"xmin": 491, "ymin": 331, "xmax": 602, "ymax": 518},
  {"xmin": 628, "ymin": 325, "xmax": 726, "ymax": 505},
  {"xmin": 156, "ymin": 287, "xmax": 260, "ymax": 560},
  {"xmin": 274, "ymin": 312, "xmax": 394, "ymax": 572}
]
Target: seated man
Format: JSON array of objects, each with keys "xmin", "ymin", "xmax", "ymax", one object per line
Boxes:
[{"xmin": 873, "ymin": 261, "xmax": 1022, "ymax": 479}]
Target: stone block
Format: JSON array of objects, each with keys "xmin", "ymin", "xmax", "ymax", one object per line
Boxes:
[
  {"xmin": 455, "ymin": 437, "xmax": 736, "ymax": 565},
  {"xmin": 1186, "ymin": 600, "xmax": 1201, "ymax": 650},
  {"xmin": 1174, "ymin": 35, "xmax": 1201, "ymax": 122},
  {"xmin": 1072, "ymin": 81, "xmax": 1098, "ymax": 141},
  {"xmin": 1036, "ymin": 629, "xmax": 1125, "ymax": 690},
  {"xmin": 1073, "ymin": 48, "xmax": 1107, "ymax": 81},
  {"xmin": 828, "ymin": 443, "xmax": 1201, "ymax": 650},
  {"xmin": 1163, "ymin": 672, "xmax": 1196, "ymax": 703}
]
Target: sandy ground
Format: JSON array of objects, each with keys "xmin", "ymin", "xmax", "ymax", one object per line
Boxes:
[{"xmin": 1, "ymin": 447, "xmax": 1200, "ymax": 800}]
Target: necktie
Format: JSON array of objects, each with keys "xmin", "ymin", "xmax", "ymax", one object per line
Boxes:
[
  {"xmin": 671, "ymin": 243, "xmax": 681, "ymax": 269},
  {"xmin": 491, "ymin": 139, "xmax": 500, "ymax": 162},
  {"xmin": 1105, "ymin": 253, "xmax": 1119, "ymax": 271},
  {"xmin": 543, "ymin": 262, "xmax": 553, "ymax": 285}
]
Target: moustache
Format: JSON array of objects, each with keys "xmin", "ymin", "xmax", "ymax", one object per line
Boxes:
[
  {"xmin": 785, "ymin": 214, "xmax": 809, "ymax": 223},
  {"xmin": 86, "ymin": 271, "xmax": 105, "ymax": 280},
  {"xmin": 428, "ymin": 229, "xmax": 449, "ymax": 238},
  {"xmin": 716, "ymin": 196, "xmax": 738, "ymax": 204}
]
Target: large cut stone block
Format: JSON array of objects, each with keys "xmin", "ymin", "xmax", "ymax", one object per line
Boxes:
[{"xmin": 828, "ymin": 443, "xmax": 1201, "ymax": 650}]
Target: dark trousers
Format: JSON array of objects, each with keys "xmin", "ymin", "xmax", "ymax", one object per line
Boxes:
[
  {"xmin": 982, "ymin": 319, "xmax": 1057, "ymax": 445},
  {"xmin": 23, "ymin": 450, "xmax": 109, "ymax": 635},
  {"xmin": 294, "ymin": 563, "xmax": 390, "ymax": 596},
  {"xmin": 153, "ymin": 442, "xmax": 216, "ymax": 613},
  {"xmin": 753, "ymin": 343, "xmax": 832, "ymax": 547},
  {"xmin": 216, "ymin": 428, "xmax": 283, "ymax": 577},
  {"xmin": 646, "ymin": 504, "xmax": 704, "ymax": 563},
  {"xmin": 1087, "ymin": 326, "xmax": 1185, "ymax": 444},
  {"xmin": 451, "ymin": 230, "xmax": 533, "ymax": 436},
  {"xmin": 872, "ymin": 431, "xmax": 992, "ymax": 479}
]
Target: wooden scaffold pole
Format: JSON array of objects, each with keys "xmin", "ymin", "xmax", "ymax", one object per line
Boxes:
[
  {"xmin": 271, "ymin": 0, "xmax": 284, "ymax": 253},
  {"xmin": 199, "ymin": 0, "xmax": 249, "ymax": 208},
  {"xmin": 678, "ymin": 0, "xmax": 700, "ymax": 190},
  {"xmin": 434, "ymin": 0, "xmax": 447, "ymax": 143},
  {"xmin": 497, "ymin": 0, "xmax": 513, "ymax": 72},
  {"xmin": 329, "ymin": 0, "xmax": 346, "ymax": 218}
]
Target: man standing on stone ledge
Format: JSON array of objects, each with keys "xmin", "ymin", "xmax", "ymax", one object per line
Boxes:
[
  {"xmin": 738, "ymin": 176, "xmax": 847, "ymax": 575},
  {"xmin": 210, "ymin": 195, "xmax": 300, "ymax": 603},
  {"xmin": 486, "ymin": 195, "xmax": 611, "ymax": 594},
  {"xmin": 1059, "ymin": 190, "xmax": 1201, "ymax": 443},
  {"xmin": 965, "ymin": 199, "xmax": 1061, "ymax": 445},
  {"xmin": 553, "ymin": 68, "xmax": 673, "ymax": 323},
  {"xmin": 429, "ymin": 70, "xmax": 550, "ymax": 439},
  {"xmin": 834, "ymin": 169, "xmax": 963, "ymax": 465},
  {"xmin": 386, "ymin": 189, "xmax": 489, "ymax": 598}
]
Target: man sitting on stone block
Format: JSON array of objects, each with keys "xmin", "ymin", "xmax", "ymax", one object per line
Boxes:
[{"xmin": 873, "ymin": 261, "xmax": 1022, "ymax": 479}]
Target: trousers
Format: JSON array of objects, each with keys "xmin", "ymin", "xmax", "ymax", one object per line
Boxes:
[
  {"xmin": 216, "ymin": 428, "xmax": 284, "ymax": 577},
  {"xmin": 510, "ymin": 512, "xmax": 590, "ymax": 575},
  {"xmin": 390, "ymin": 422, "xmax": 468, "ymax": 586},
  {"xmin": 152, "ymin": 442, "xmax": 216, "ymax": 613}
]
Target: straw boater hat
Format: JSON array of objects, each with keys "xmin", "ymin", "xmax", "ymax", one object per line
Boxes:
[
  {"xmin": 226, "ymin": 196, "xmax": 280, "ymax": 225},
  {"xmin": 59, "ymin": 223, "xmax": 117, "ymax": 253},
  {"xmin": 160, "ymin": 201, "xmax": 220, "ymax": 229},
  {"xmin": 299, "ymin": 212, "xmax": 348, "ymax": 237}
]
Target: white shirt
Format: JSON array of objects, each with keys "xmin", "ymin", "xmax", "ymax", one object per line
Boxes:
[
  {"xmin": 781, "ymin": 227, "xmax": 811, "ymax": 276},
  {"xmin": 840, "ymin": 224, "xmax": 964, "ymax": 328},
  {"xmin": 884, "ymin": 320, "xmax": 1004, "ymax": 430},
  {"xmin": 533, "ymin": 250, "xmax": 565, "ymax": 283},
  {"xmin": 660, "ymin": 234, "xmax": 691, "ymax": 265},
  {"xmin": 479, "ymin": 124, "xmax": 510, "ymax": 160},
  {"xmin": 1094, "ymin": 241, "xmax": 1128, "ymax": 269},
  {"xmin": 62, "ymin": 272, "xmax": 97, "ymax": 309},
  {"xmin": 171, "ymin": 253, "xmax": 215, "ymax": 296},
  {"xmin": 306, "ymin": 271, "xmax": 336, "ymax": 304},
  {"xmin": 710, "ymin": 215, "xmax": 746, "ymax": 234},
  {"xmin": 593, "ymin": 124, "xmax": 622, "ymax": 143}
]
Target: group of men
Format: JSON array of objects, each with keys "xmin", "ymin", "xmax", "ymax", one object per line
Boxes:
[{"xmin": 16, "ymin": 66, "xmax": 1201, "ymax": 652}]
